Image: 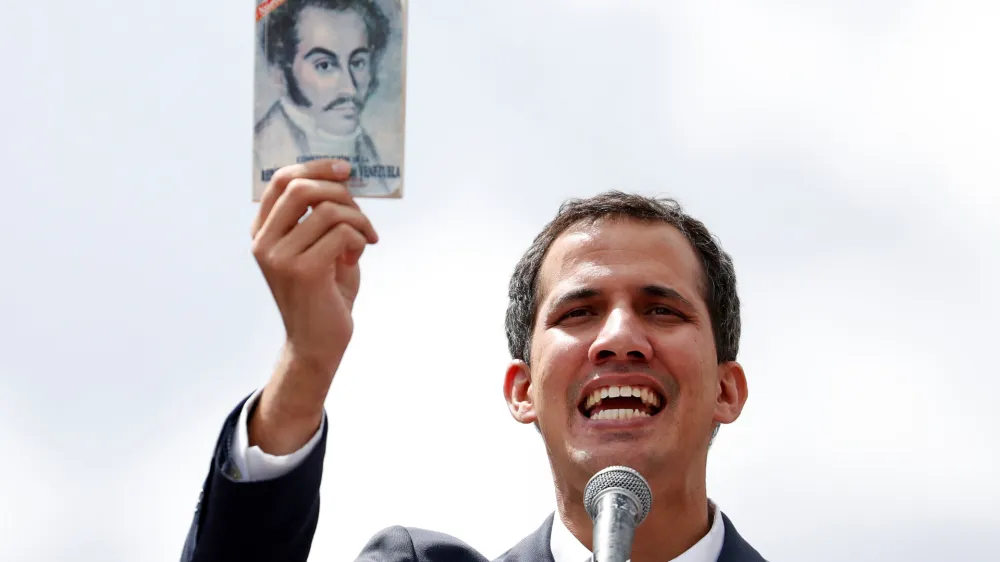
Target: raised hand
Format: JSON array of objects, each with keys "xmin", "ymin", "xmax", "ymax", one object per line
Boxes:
[{"xmin": 248, "ymin": 159, "xmax": 379, "ymax": 454}]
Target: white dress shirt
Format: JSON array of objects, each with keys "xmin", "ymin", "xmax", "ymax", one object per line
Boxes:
[
  {"xmin": 226, "ymin": 388, "xmax": 325, "ymax": 482},
  {"xmin": 279, "ymin": 98, "xmax": 364, "ymax": 160},
  {"xmin": 229, "ymin": 389, "xmax": 725, "ymax": 561},
  {"xmin": 548, "ymin": 499, "xmax": 724, "ymax": 562}
]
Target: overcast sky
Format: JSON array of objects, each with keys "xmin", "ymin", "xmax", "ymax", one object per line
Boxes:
[{"xmin": 1, "ymin": 0, "xmax": 997, "ymax": 560}]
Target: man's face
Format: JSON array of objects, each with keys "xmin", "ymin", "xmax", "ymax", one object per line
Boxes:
[
  {"xmin": 506, "ymin": 219, "xmax": 746, "ymax": 488},
  {"xmin": 285, "ymin": 6, "xmax": 374, "ymax": 135}
]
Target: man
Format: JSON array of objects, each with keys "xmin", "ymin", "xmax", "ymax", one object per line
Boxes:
[
  {"xmin": 181, "ymin": 159, "xmax": 767, "ymax": 561},
  {"xmin": 253, "ymin": 0, "xmax": 393, "ymax": 199}
]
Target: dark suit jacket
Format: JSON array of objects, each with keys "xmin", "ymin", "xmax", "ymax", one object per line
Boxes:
[{"xmin": 181, "ymin": 396, "xmax": 767, "ymax": 561}]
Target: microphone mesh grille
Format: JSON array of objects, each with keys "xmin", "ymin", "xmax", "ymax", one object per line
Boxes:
[{"xmin": 583, "ymin": 466, "xmax": 653, "ymax": 524}]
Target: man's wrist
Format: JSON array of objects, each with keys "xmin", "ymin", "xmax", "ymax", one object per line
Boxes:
[
  {"xmin": 248, "ymin": 347, "xmax": 335, "ymax": 455},
  {"xmin": 248, "ymin": 398, "xmax": 323, "ymax": 456}
]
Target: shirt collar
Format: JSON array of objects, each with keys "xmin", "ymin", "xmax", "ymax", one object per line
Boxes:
[{"xmin": 549, "ymin": 500, "xmax": 725, "ymax": 562}]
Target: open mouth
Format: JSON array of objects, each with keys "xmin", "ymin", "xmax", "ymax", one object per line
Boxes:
[{"xmin": 579, "ymin": 384, "xmax": 664, "ymax": 421}]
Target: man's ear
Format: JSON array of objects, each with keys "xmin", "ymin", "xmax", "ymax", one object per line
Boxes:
[
  {"xmin": 713, "ymin": 361, "xmax": 748, "ymax": 426},
  {"xmin": 504, "ymin": 360, "xmax": 537, "ymax": 425}
]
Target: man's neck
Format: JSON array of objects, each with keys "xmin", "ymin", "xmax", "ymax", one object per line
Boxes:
[{"xmin": 556, "ymin": 479, "xmax": 712, "ymax": 562}]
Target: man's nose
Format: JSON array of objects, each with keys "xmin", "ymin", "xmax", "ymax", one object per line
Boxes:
[
  {"xmin": 588, "ymin": 307, "xmax": 653, "ymax": 363},
  {"xmin": 339, "ymin": 66, "xmax": 359, "ymax": 96}
]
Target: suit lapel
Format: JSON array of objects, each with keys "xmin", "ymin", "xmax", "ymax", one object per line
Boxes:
[
  {"xmin": 717, "ymin": 513, "xmax": 767, "ymax": 562},
  {"xmin": 493, "ymin": 514, "xmax": 556, "ymax": 562}
]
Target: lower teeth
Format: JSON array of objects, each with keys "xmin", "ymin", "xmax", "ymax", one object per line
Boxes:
[{"xmin": 591, "ymin": 408, "xmax": 650, "ymax": 421}]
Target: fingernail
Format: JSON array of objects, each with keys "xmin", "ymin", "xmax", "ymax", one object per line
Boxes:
[{"xmin": 332, "ymin": 160, "xmax": 351, "ymax": 175}]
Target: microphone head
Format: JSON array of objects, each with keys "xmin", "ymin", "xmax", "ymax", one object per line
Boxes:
[{"xmin": 583, "ymin": 466, "xmax": 653, "ymax": 525}]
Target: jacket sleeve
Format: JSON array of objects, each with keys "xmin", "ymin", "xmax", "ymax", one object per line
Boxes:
[
  {"xmin": 231, "ymin": 388, "xmax": 325, "ymax": 482},
  {"xmin": 180, "ymin": 393, "xmax": 329, "ymax": 562}
]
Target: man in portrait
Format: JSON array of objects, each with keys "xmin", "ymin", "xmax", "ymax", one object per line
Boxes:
[{"xmin": 253, "ymin": 0, "xmax": 392, "ymax": 197}]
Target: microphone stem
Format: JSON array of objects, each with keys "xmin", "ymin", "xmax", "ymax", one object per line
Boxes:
[{"xmin": 592, "ymin": 491, "xmax": 641, "ymax": 562}]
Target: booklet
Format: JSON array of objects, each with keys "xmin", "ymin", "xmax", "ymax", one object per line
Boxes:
[{"xmin": 252, "ymin": 0, "xmax": 407, "ymax": 200}]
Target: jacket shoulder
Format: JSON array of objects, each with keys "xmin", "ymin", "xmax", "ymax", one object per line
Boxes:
[
  {"xmin": 491, "ymin": 514, "xmax": 555, "ymax": 562},
  {"xmin": 356, "ymin": 525, "xmax": 489, "ymax": 562}
]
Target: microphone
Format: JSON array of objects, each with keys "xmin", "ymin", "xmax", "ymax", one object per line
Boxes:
[{"xmin": 583, "ymin": 466, "xmax": 653, "ymax": 562}]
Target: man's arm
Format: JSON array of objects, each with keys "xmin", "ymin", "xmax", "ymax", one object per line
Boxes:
[
  {"xmin": 229, "ymin": 388, "xmax": 325, "ymax": 483},
  {"xmin": 180, "ymin": 159, "xmax": 380, "ymax": 561},
  {"xmin": 180, "ymin": 393, "xmax": 329, "ymax": 562}
]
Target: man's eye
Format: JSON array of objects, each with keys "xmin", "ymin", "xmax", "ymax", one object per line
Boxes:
[
  {"xmin": 648, "ymin": 306, "xmax": 676, "ymax": 316},
  {"xmin": 314, "ymin": 59, "xmax": 338, "ymax": 72},
  {"xmin": 561, "ymin": 309, "xmax": 592, "ymax": 321},
  {"xmin": 350, "ymin": 58, "xmax": 367, "ymax": 70}
]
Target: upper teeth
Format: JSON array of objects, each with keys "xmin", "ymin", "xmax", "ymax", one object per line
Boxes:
[{"xmin": 584, "ymin": 385, "xmax": 661, "ymax": 410}]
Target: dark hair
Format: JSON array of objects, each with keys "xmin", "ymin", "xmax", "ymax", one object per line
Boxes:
[
  {"xmin": 505, "ymin": 191, "xmax": 741, "ymax": 366},
  {"xmin": 261, "ymin": 0, "xmax": 391, "ymax": 71}
]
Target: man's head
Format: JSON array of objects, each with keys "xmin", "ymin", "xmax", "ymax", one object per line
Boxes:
[
  {"xmin": 503, "ymin": 191, "xmax": 747, "ymax": 496},
  {"xmin": 262, "ymin": 0, "xmax": 390, "ymax": 135}
]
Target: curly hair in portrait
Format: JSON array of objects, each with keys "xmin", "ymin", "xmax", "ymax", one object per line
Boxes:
[{"xmin": 261, "ymin": 0, "xmax": 392, "ymax": 105}]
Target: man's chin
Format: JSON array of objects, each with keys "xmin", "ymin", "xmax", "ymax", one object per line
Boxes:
[
  {"xmin": 318, "ymin": 116, "xmax": 361, "ymax": 137},
  {"xmin": 567, "ymin": 439, "xmax": 663, "ymax": 477}
]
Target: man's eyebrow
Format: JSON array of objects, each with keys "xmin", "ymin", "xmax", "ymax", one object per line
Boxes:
[
  {"xmin": 303, "ymin": 47, "xmax": 338, "ymax": 59},
  {"xmin": 545, "ymin": 285, "xmax": 696, "ymax": 313},
  {"xmin": 546, "ymin": 288, "xmax": 601, "ymax": 313},
  {"xmin": 642, "ymin": 285, "xmax": 695, "ymax": 309},
  {"xmin": 349, "ymin": 47, "xmax": 371, "ymax": 58}
]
